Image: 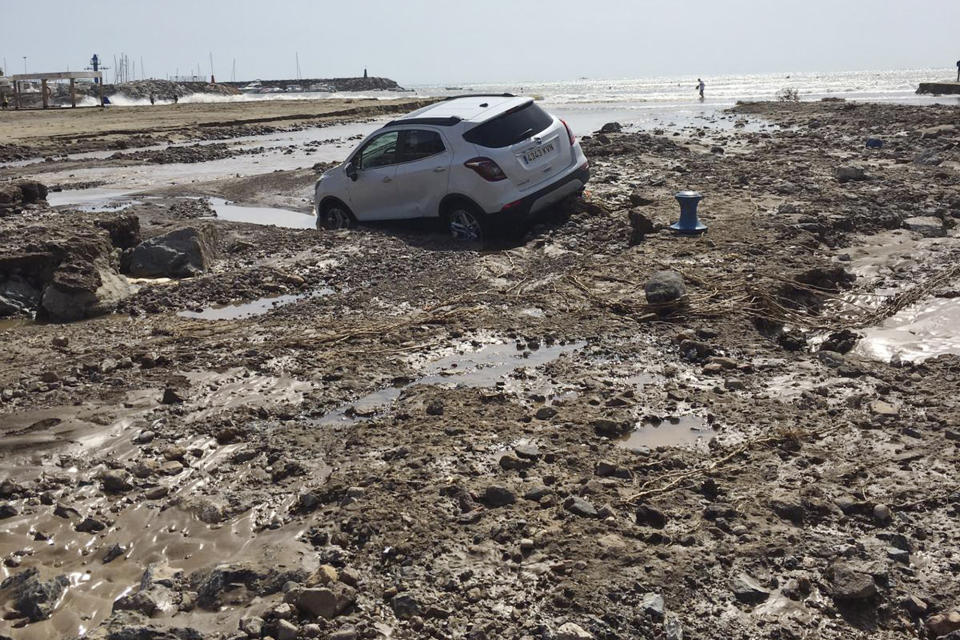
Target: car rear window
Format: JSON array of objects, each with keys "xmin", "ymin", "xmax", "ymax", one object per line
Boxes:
[{"xmin": 463, "ymin": 102, "xmax": 553, "ymax": 148}]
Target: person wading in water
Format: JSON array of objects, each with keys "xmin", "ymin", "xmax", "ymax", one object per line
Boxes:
[{"xmin": 696, "ymin": 78, "xmax": 705, "ymax": 99}]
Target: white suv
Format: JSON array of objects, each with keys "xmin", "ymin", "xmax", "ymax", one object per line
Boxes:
[{"xmin": 313, "ymin": 95, "xmax": 589, "ymax": 241}]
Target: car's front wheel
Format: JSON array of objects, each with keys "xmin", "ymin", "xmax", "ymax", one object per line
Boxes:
[
  {"xmin": 319, "ymin": 202, "xmax": 354, "ymax": 230},
  {"xmin": 445, "ymin": 204, "xmax": 487, "ymax": 245}
]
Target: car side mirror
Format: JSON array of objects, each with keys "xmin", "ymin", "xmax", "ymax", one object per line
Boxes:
[{"xmin": 345, "ymin": 161, "xmax": 358, "ymax": 181}]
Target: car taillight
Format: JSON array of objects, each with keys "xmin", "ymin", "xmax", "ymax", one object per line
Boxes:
[
  {"xmin": 464, "ymin": 157, "xmax": 507, "ymax": 182},
  {"xmin": 561, "ymin": 119, "xmax": 575, "ymax": 145}
]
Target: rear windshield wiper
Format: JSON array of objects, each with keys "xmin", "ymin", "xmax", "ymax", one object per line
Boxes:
[{"xmin": 511, "ymin": 128, "xmax": 534, "ymax": 145}]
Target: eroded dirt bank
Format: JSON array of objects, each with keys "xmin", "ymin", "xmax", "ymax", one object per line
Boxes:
[{"xmin": 1, "ymin": 99, "xmax": 959, "ymax": 640}]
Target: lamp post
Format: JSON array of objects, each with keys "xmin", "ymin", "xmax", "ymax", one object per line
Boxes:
[{"xmin": 22, "ymin": 56, "xmax": 27, "ymax": 74}]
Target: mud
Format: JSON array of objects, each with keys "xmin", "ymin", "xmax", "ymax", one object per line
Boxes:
[{"xmin": 0, "ymin": 98, "xmax": 959, "ymax": 640}]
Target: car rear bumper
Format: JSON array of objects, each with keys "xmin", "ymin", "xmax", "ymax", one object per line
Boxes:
[{"xmin": 493, "ymin": 162, "xmax": 590, "ymax": 218}]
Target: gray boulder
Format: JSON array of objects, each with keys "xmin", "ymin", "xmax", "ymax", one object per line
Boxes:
[
  {"xmin": 128, "ymin": 225, "xmax": 219, "ymax": 278},
  {"xmin": 40, "ymin": 265, "xmax": 135, "ymax": 322},
  {"xmin": 644, "ymin": 270, "xmax": 686, "ymax": 305},
  {"xmin": 835, "ymin": 165, "xmax": 867, "ymax": 183},
  {"xmin": 599, "ymin": 122, "xmax": 622, "ymax": 134},
  {"xmin": 12, "ymin": 572, "xmax": 69, "ymax": 621}
]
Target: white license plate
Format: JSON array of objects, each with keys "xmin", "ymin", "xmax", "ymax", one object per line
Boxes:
[{"xmin": 523, "ymin": 143, "xmax": 554, "ymax": 163}]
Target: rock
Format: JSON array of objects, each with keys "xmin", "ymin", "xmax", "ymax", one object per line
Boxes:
[
  {"xmin": 770, "ymin": 498, "xmax": 805, "ymax": 525},
  {"xmin": 599, "ymin": 122, "xmax": 622, "ymax": 134},
  {"xmin": 239, "ymin": 616, "xmax": 264, "ymax": 637},
  {"xmin": 903, "ymin": 216, "xmax": 946, "ymax": 237},
  {"xmin": 127, "ymin": 224, "xmax": 219, "ymax": 278},
  {"xmin": 827, "ymin": 562, "xmax": 878, "ymax": 600},
  {"xmin": 629, "ymin": 210, "xmax": 657, "ymax": 244},
  {"xmin": 641, "ymin": 592, "xmax": 665, "ymax": 621},
  {"xmin": 821, "ymin": 329, "xmax": 860, "ymax": 354},
  {"xmin": 480, "ymin": 485, "xmax": 516, "ymax": 507},
  {"xmin": 329, "ymin": 627, "xmax": 359, "ymax": 640},
  {"xmin": 901, "ymin": 594, "xmax": 928, "ymax": 617},
  {"xmin": 390, "ymin": 591, "xmax": 422, "ymax": 619},
  {"xmin": 76, "ymin": 516, "xmax": 107, "ymax": 533},
  {"xmin": 886, "ymin": 546, "xmax": 909, "ymax": 563},
  {"xmin": 0, "ymin": 503, "xmax": 19, "ymax": 518},
  {"xmin": 629, "ymin": 192, "xmax": 656, "ymax": 207},
  {"xmin": 591, "ymin": 418, "xmax": 631, "ymax": 437},
  {"xmin": 870, "ymin": 400, "xmax": 899, "ymax": 417},
  {"xmin": 513, "ymin": 443, "xmax": 541, "ymax": 460},
  {"xmin": 294, "ymin": 584, "xmax": 357, "ymax": 619},
  {"xmin": 534, "ymin": 406, "xmax": 558, "ymax": 420},
  {"xmin": 595, "ymin": 460, "xmax": 631, "ymax": 480},
  {"xmin": 499, "ymin": 454, "xmax": 533, "ymax": 471},
  {"xmin": 563, "ymin": 496, "xmax": 599, "ymax": 518},
  {"xmin": 644, "ymin": 270, "xmax": 686, "ymax": 305},
  {"xmin": 40, "ymin": 265, "xmax": 135, "ymax": 323},
  {"xmin": 275, "ymin": 619, "xmax": 298, "ymax": 640},
  {"xmin": 103, "ymin": 543, "xmax": 126, "ymax": 563},
  {"xmin": 102, "ymin": 470, "xmax": 134, "ymax": 493},
  {"xmin": 635, "ymin": 504, "xmax": 668, "ymax": 529},
  {"xmin": 678, "ymin": 339, "xmax": 713, "ymax": 361},
  {"xmin": 731, "ymin": 573, "xmax": 770, "ymax": 604},
  {"xmin": 835, "ymin": 165, "xmax": 867, "ymax": 182},
  {"xmin": 556, "ymin": 622, "xmax": 593, "ymax": 639},
  {"xmin": 873, "ymin": 503, "xmax": 893, "ymax": 523},
  {"xmin": 928, "ymin": 611, "xmax": 960, "ymax": 637},
  {"xmin": 161, "ymin": 386, "xmax": 186, "ymax": 404},
  {"xmin": 13, "ymin": 573, "xmax": 69, "ymax": 621}
]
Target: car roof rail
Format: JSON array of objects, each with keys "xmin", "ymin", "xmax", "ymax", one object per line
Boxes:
[
  {"xmin": 441, "ymin": 93, "xmax": 516, "ymax": 101},
  {"xmin": 383, "ymin": 116, "xmax": 463, "ymax": 128}
]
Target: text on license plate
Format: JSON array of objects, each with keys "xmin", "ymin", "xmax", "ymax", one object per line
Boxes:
[{"xmin": 523, "ymin": 143, "xmax": 554, "ymax": 163}]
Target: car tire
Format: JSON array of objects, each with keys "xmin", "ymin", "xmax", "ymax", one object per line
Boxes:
[
  {"xmin": 444, "ymin": 202, "xmax": 488, "ymax": 245},
  {"xmin": 319, "ymin": 202, "xmax": 354, "ymax": 230}
]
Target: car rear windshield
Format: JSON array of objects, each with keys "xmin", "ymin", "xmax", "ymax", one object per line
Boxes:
[{"xmin": 462, "ymin": 102, "xmax": 553, "ymax": 148}]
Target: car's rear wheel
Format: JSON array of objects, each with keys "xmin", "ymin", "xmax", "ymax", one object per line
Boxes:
[
  {"xmin": 445, "ymin": 203, "xmax": 487, "ymax": 245},
  {"xmin": 319, "ymin": 202, "xmax": 354, "ymax": 230}
]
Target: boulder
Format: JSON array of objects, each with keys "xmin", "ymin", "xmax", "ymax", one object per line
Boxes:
[
  {"xmin": 827, "ymin": 562, "xmax": 878, "ymax": 601},
  {"xmin": 731, "ymin": 573, "xmax": 770, "ymax": 604},
  {"xmin": 635, "ymin": 504, "xmax": 668, "ymax": 529},
  {"xmin": 563, "ymin": 496, "xmax": 599, "ymax": 518},
  {"xmin": 644, "ymin": 271, "xmax": 686, "ymax": 305},
  {"xmin": 599, "ymin": 122, "xmax": 622, "ymax": 134},
  {"xmin": 40, "ymin": 264, "xmax": 134, "ymax": 322},
  {"xmin": 479, "ymin": 485, "xmax": 516, "ymax": 507},
  {"xmin": 389, "ymin": 591, "xmax": 422, "ymax": 619},
  {"xmin": 294, "ymin": 584, "xmax": 357, "ymax": 619},
  {"xmin": 928, "ymin": 610, "xmax": 960, "ymax": 637},
  {"xmin": 127, "ymin": 224, "xmax": 219, "ymax": 278},
  {"xmin": 628, "ymin": 210, "xmax": 657, "ymax": 245},
  {"xmin": 12, "ymin": 573, "xmax": 69, "ymax": 621}
]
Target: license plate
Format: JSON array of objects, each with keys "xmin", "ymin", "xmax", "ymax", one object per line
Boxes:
[{"xmin": 523, "ymin": 143, "xmax": 554, "ymax": 163}]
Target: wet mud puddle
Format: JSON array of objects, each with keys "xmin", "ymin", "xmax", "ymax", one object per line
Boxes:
[
  {"xmin": 317, "ymin": 339, "xmax": 585, "ymax": 425},
  {"xmin": 619, "ymin": 414, "xmax": 715, "ymax": 451},
  {"xmin": 855, "ymin": 296, "xmax": 960, "ymax": 363},
  {"xmin": 207, "ymin": 198, "xmax": 316, "ymax": 230},
  {"xmin": 178, "ymin": 288, "xmax": 333, "ymax": 320}
]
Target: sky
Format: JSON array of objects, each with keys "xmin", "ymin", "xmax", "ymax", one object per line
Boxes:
[{"xmin": 2, "ymin": 0, "xmax": 958, "ymax": 85}]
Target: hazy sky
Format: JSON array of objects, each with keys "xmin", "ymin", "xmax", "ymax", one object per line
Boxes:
[{"xmin": 2, "ymin": 0, "xmax": 958, "ymax": 84}]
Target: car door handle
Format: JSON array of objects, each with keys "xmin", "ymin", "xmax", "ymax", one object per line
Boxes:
[
  {"xmin": 433, "ymin": 167, "xmax": 447, "ymax": 173},
  {"xmin": 382, "ymin": 176, "xmax": 392, "ymax": 183}
]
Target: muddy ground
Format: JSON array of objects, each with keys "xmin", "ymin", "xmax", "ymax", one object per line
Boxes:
[{"xmin": 0, "ymin": 98, "xmax": 959, "ymax": 640}]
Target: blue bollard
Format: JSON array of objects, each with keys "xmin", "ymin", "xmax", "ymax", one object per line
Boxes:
[{"xmin": 670, "ymin": 190, "xmax": 707, "ymax": 234}]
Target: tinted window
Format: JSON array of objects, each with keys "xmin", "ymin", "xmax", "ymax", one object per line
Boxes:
[
  {"xmin": 463, "ymin": 102, "xmax": 553, "ymax": 148},
  {"xmin": 357, "ymin": 131, "xmax": 399, "ymax": 169},
  {"xmin": 400, "ymin": 130, "xmax": 445, "ymax": 161}
]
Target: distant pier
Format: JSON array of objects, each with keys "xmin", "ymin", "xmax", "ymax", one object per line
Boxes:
[{"xmin": 917, "ymin": 81, "xmax": 960, "ymax": 96}]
